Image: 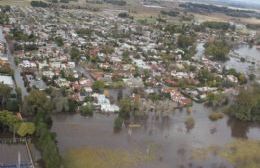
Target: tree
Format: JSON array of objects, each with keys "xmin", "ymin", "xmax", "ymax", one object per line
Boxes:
[
  {"xmin": 60, "ymin": 0, "xmax": 70, "ymax": 3},
  {"xmin": 70, "ymin": 47, "xmax": 80, "ymax": 62},
  {"xmin": 6, "ymin": 99, "xmax": 19, "ymax": 112},
  {"xmin": 197, "ymin": 68, "xmax": 214, "ymax": 85},
  {"xmin": 0, "ymin": 84, "xmax": 12, "ymax": 108},
  {"xmin": 249, "ymin": 74, "xmax": 256, "ymax": 81},
  {"xmin": 122, "ymin": 50, "xmax": 131, "ymax": 63},
  {"xmin": 202, "ymin": 21, "xmax": 230, "ymax": 30},
  {"xmin": 23, "ymin": 90, "xmax": 61, "ymax": 168},
  {"xmin": 80, "ymin": 103, "xmax": 93, "ymax": 116},
  {"xmin": 0, "ymin": 110, "xmax": 35, "ymax": 137},
  {"xmin": 54, "ymin": 36, "xmax": 64, "ymax": 47},
  {"xmin": 76, "ymin": 28, "xmax": 92, "ymax": 37},
  {"xmin": 114, "ymin": 116, "xmax": 123, "ymax": 131},
  {"xmin": 17, "ymin": 122, "xmax": 36, "ymax": 137},
  {"xmin": 92, "ymin": 80, "xmax": 105, "ymax": 93},
  {"xmin": 118, "ymin": 98, "xmax": 132, "ymax": 120},
  {"xmin": 228, "ymin": 85, "xmax": 260, "ymax": 121},
  {"xmin": 118, "ymin": 12, "xmax": 129, "ymax": 18},
  {"xmin": 205, "ymin": 41, "xmax": 231, "ymax": 61},
  {"xmin": 0, "ymin": 110, "xmax": 20, "ymax": 132},
  {"xmin": 31, "ymin": 1, "xmax": 49, "ymax": 8},
  {"xmin": 160, "ymin": 10, "xmax": 179, "ymax": 17},
  {"xmin": 0, "ymin": 12, "xmax": 9, "ymax": 25},
  {"xmin": 177, "ymin": 35, "xmax": 195, "ymax": 49},
  {"xmin": 118, "ymin": 98, "xmax": 140, "ymax": 120},
  {"xmin": 185, "ymin": 116, "xmax": 195, "ymax": 131},
  {"xmin": 68, "ymin": 99, "xmax": 78, "ymax": 113},
  {"xmin": 22, "ymin": 89, "xmax": 52, "ymax": 116}
]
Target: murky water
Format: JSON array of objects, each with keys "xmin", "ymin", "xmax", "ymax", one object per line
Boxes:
[
  {"xmin": 52, "ymin": 102, "xmax": 260, "ymax": 168},
  {"xmin": 52, "ymin": 44, "xmax": 260, "ymax": 168},
  {"xmin": 196, "ymin": 42, "xmax": 260, "ymax": 79}
]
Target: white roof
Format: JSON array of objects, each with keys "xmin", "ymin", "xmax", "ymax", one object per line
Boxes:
[{"xmin": 0, "ymin": 75, "xmax": 14, "ymax": 87}]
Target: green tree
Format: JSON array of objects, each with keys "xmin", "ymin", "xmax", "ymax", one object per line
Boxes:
[
  {"xmin": 197, "ymin": 68, "xmax": 214, "ymax": 85},
  {"xmin": 228, "ymin": 85, "xmax": 260, "ymax": 121},
  {"xmin": 80, "ymin": 103, "xmax": 93, "ymax": 116},
  {"xmin": 23, "ymin": 90, "xmax": 61, "ymax": 168},
  {"xmin": 0, "ymin": 110, "xmax": 35, "ymax": 137},
  {"xmin": 177, "ymin": 35, "xmax": 195, "ymax": 49},
  {"xmin": 92, "ymin": 80, "xmax": 105, "ymax": 93},
  {"xmin": 22, "ymin": 89, "xmax": 52, "ymax": 116},
  {"xmin": 205, "ymin": 41, "xmax": 231, "ymax": 61},
  {"xmin": 17, "ymin": 122, "xmax": 36, "ymax": 137},
  {"xmin": 119, "ymin": 98, "xmax": 132, "ymax": 120},
  {"xmin": 0, "ymin": 84, "xmax": 12, "ymax": 108},
  {"xmin": 70, "ymin": 47, "xmax": 80, "ymax": 62},
  {"xmin": 114, "ymin": 116, "xmax": 123, "ymax": 130},
  {"xmin": 68, "ymin": 99, "xmax": 78, "ymax": 113},
  {"xmin": 54, "ymin": 36, "xmax": 64, "ymax": 47}
]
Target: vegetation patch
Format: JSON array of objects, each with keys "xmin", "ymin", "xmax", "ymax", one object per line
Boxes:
[
  {"xmin": 31, "ymin": 1, "xmax": 49, "ymax": 8},
  {"xmin": 228, "ymin": 85, "xmax": 260, "ymax": 122},
  {"xmin": 205, "ymin": 40, "xmax": 231, "ymax": 62},
  {"xmin": 192, "ymin": 140, "xmax": 260, "ymax": 168},
  {"xmin": 64, "ymin": 147, "xmax": 154, "ymax": 168},
  {"xmin": 209, "ymin": 112, "xmax": 224, "ymax": 121},
  {"xmin": 185, "ymin": 116, "xmax": 195, "ymax": 130},
  {"xmin": 219, "ymin": 140, "xmax": 260, "ymax": 168}
]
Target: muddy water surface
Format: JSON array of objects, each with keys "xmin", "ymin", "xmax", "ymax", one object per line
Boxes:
[{"xmin": 52, "ymin": 102, "xmax": 260, "ymax": 168}]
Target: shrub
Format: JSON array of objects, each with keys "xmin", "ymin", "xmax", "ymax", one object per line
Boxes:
[
  {"xmin": 80, "ymin": 103, "xmax": 93, "ymax": 117},
  {"xmin": 209, "ymin": 112, "xmax": 224, "ymax": 121},
  {"xmin": 114, "ymin": 117, "xmax": 123, "ymax": 131},
  {"xmin": 185, "ymin": 116, "xmax": 195, "ymax": 130}
]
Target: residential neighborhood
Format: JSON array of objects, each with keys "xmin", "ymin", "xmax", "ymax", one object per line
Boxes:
[{"xmin": 0, "ymin": 0, "xmax": 260, "ymax": 168}]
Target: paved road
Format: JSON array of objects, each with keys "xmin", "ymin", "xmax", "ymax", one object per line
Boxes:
[
  {"xmin": 75, "ymin": 65, "xmax": 94, "ymax": 82},
  {"xmin": 0, "ymin": 27, "xmax": 28, "ymax": 98}
]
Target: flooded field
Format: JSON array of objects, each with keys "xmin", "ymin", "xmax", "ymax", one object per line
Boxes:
[
  {"xmin": 196, "ymin": 42, "xmax": 260, "ymax": 79},
  {"xmin": 52, "ymin": 102, "xmax": 260, "ymax": 168}
]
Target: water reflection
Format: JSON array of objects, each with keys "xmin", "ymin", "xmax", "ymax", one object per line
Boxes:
[
  {"xmin": 52, "ymin": 101, "xmax": 260, "ymax": 168},
  {"xmin": 227, "ymin": 118, "xmax": 249, "ymax": 139},
  {"xmin": 196, "ymin": 43, "xmax": 260, "ymax": 79}
]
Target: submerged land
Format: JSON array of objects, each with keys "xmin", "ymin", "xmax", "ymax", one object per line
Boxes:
[{"xmin": 0, "ymin": 0, "xmax": 259, "ymax": 168}]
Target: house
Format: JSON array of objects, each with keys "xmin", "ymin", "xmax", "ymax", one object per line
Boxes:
[
  {"xmin": 123, "ymin": 77, "xmax": 144, "ymax": 88},
  {"xmin": 93, "ymin": 94, "xmax": 120, "ymax": 113},
  {"xmin": 0, "ymin": 75, "xmax": 15, "ymax": 88},
  {"xmin": 227, "ymin": 75, "xmax": 238, "ymax": 84},
  {"xmin": 162, "ymin": 88, "xmax": 192, "ymax": 107}
]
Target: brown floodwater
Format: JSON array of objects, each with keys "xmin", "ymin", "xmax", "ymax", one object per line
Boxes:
[{"xmin": 52, "ymin": 102, "xmax": 260, "ymax": 168}]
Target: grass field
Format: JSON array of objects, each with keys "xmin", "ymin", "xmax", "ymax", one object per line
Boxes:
[
  {"xmin": 0, "ymin": 0, "xmax": 31, "ymax": 6},
  {"xmin": 64, "ymin": 146, "xmax": 155, "ymax": 168},
  {"xmin": 192, "ymin": 140, "xmax": 260, "ymax": 168},
  {"xmin": 195, "ymin": 13, "xmax": 260, "ymax": 26}
]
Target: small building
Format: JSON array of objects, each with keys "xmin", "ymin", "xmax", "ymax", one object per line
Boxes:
[{"xmin": 0, "ymin": 75, "xmax": 15, "ymax": 88}]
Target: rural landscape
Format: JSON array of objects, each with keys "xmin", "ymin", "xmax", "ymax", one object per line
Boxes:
[{"xmin": 0, "ymin": 0, "xmax": 260, "ymax": 168}]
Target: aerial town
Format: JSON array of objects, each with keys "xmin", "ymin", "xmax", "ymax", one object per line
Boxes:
[{"xmin": 0, "ymin": 0, "xmax": 260, "ymax": 168}]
